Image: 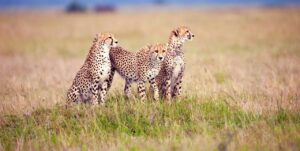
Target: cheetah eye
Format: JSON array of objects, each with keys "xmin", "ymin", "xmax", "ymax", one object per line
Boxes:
[
  {"xmin": 162, "ymin": 50, "xmax": 166, "ymax": 53},
  {"xmin": 186, "ymin": 30, "xmax": 189, "ymax": 33},
  {"xmin": 155, "ymin": 50, "xmax": 159, "ymax": 53}
]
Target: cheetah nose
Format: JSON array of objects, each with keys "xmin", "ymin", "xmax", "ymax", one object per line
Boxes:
[
  {"xmin": 159, "ymin": 57, "xmax": 163, "ymax": 60},
  {"xmin": 115, "ymin": 41, "xmax": 118, "ymax": 44}
]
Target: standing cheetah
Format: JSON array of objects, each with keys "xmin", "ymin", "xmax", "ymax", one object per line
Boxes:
[
  {"xmin": 66, "ymin": 33, "xmax": 118, "ymax": 105},
  {"xmin": 108, "ymin": 44, "xmax": 167, "ymax": 101},
  {"xmin": 155, "ymin": 26, "xmax": 194, "ymax": 101}
]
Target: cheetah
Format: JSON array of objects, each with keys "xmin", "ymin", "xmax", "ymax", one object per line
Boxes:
[
  {"xmin": 108, "ymin": 44, "xmax": 167, "ymax": 101},
  {"xmin": 155, "ymin": 26, "xmax": 194, "ymax": 101},
  {"xmin": 66, "ymin": 33, "xmax": 118, "ymax": 105}
]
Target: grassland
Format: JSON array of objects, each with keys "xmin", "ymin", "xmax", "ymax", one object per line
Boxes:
[{"xmin": 0, "ymin": 7, "xmax": 300, "ymax": 151}]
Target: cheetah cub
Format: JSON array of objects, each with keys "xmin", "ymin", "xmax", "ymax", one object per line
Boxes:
[
  {"xmin": 155, "ymin": 26, "xmax": 194, "ymax": 101},
  {"xmin": 67, "ymin": 33, "xmax": 118, "ymax": 105},
  {"xmin": 109, "ymin": 44, "xmax": 167, "ymax": 101}
]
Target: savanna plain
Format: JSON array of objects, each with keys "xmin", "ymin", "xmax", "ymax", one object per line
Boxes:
[{"xmin": 0, "ymin": 7, "xmax": 299, "ymax": 151}]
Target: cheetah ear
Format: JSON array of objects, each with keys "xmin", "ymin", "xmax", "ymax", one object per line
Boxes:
[
  {"xmin": 95, "ymin": 33, "xmax": 101, "ymax": 38},
  {"xmin": 172, "ymin": 29, "xmax": 179, "ymax": 37},
  {"xmin": 164, "ymin": 44, "xmax": 168, "ymax": 50},
  {"xmin": 93, "ymin": 34, "xmax": 100, "ymax": 42},
  {"xmin": 146, "ymin": 44, "xmax": 152, "ymax": 49}
]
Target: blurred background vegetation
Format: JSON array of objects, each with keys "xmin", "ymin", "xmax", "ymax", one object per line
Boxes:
[{"xmin": 0, "ymin": 1, "xmax": 300, "ymax": 151}]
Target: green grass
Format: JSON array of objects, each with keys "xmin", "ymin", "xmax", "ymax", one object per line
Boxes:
[{"xmin": 1, "ymin": 95, "xmax": 299, "ymax": 150}]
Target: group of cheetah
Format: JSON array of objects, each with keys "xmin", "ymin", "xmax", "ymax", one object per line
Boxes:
[{"xmin": 66, "ymin": 26, "xmax": 194, "ymax": 105}]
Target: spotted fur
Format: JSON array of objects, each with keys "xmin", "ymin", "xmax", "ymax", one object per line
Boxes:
[
  {"xmin": 108, "ymin": 44, "xmax": 167, "ymax": 101},
  {"xmin": 155, "ymin": 26, "xmax": 194, "ymax": 101},
  {"xmin": 66, "ymin": 33, "xmax": 118, "ymax": 106}
]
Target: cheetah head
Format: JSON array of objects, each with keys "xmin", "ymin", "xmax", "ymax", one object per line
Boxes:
[
  {"xmin": 94, "ymin": 32, "xmax": 118, "ymax": 48},
  {"xmin": 169, "ymin": 26, "xmax": 194, "ymax": 45},
  {"xmin": 150, "ymin": 43, "xmax": 167, "ymax": 63}
]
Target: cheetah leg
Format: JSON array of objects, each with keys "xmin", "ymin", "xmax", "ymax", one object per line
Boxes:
[
  {"xmin": 163, "ymin": 66, "xmax": 173, "ymax": 102},
  {"xmin": 137, "ymin": 80, "xmax": 146, "ymax": 102},
  {"xmin": 160, "ymin": 81, "xmax": 166, "ymax": 98},
  {"xmin": 149, "ymin": 79, "xmax": 154, "ymax": 98},
  {"xmin": 150, "ymin": 78, "xmax": 163, "ymax": 99},
  {"xmin": 149, "ymin": 78, "xmax": 159, "ymax": 101},
  {"xmin": 124, "ymin": 80, "xmax": 132, "ymax": 99},
  {"xmin": 164, "ymin": 78, "xmax": 172, "ymax": 101},
  {"xmin": 172, "ymin": 72, "xmax": 183, "ymax": 98},
  {"xmin": 99, "ymin": 81, "xmax": 108, "ymax": 106},
  {"xmin": 91, "ymin": 78, "xmax": 100, "ymax": 105},
  {"xmin": 149, "ymin": 83, "xmax": 154, "ymax": 97},
  {"xmin": 107, "ymin": 68, "xmax": 115, "ymax": 91}
]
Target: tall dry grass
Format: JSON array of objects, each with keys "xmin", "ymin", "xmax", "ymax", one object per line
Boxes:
[{"xmin": 0, "ymin": 7, "xmax": 299, "ymax": 114}]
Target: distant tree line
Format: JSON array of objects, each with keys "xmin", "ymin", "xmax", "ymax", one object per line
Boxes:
[{"xmin": 66, "ymin": 0, "xmax": 115, "ymax": 13}]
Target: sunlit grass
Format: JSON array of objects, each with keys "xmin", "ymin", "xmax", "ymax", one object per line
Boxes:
[{"xmin": 1, "ymin": 95, "xmax": 298, "ymax": 151}]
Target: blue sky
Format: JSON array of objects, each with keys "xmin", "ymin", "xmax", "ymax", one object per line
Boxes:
[{"xmin": 1, "ymin": 0, "xmax": 300, "ymax": 8}]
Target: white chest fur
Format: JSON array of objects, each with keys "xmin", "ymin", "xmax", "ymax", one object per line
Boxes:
[
  {"xmin": 147, "ymin": 67, "xmax": 160, "ymax": 79},
  {"xmin": 96, "ymin": 47, "xmax": 111, "ymax": 81},
  {"xmin": 99, "ymin": 63, "xmax": 111, "ymax": 80},
  {"xmin": 172, "ymin": 56, "xmax": 184, "ymax": 79},
  {"xmin": 146, "ymin": 60, "xmax": 161, "ymax": 79}
]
